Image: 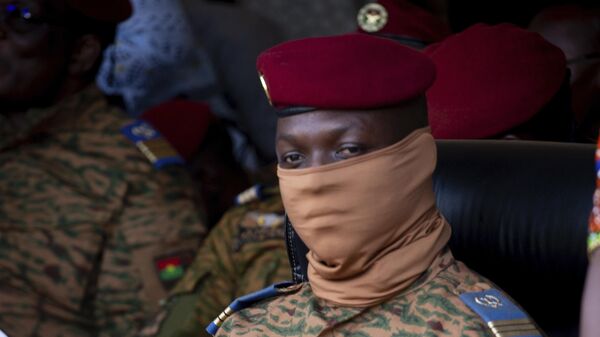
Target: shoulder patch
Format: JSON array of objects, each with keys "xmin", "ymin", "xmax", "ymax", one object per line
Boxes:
[
  {"xmin": 206, "ymin": 281, "xmax": 301, "ymax": 336},
  {"xmin": 460, "ymin": 289, "xmax": 543, "ymax": 337},
  {"xmin": 235, "ymin": 184, "xmax": 264, "ymax": 205},
  {"xmin": 121, "ymin": 120, "xmax": 184, "ymax": 169},
  {"xmin": 233, "ymin": 212, "xmax": 285, "ymax": 252},
  {"xmin": 241, "ymin": 212, "xmax": 285, "ymax": 229},
  {"xmin": 154, "ymin": 251, "xmax": 195, "ymax": 291}
]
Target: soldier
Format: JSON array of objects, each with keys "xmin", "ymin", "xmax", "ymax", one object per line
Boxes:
[
  {"xmin": 0, "ymin": 0, "xmax": 206, "ymax": 336},
  {"xmin": 208, "ymin": 33, "xmax": 543, "ymax": 337},
  {"xmin": 137, "ymin": 180, "xmax": 290, "ymax": 337}
]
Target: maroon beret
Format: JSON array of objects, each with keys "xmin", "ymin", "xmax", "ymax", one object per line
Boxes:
[
  {"xmin": 256, "ymin": 33, "xmax": 436, "ymax": 116},
  {"xmin": 357, "ymin": 0, "xmax": 450, "ymax": 44},
  {"xmin": 425, "ymin": 23, "xmax": 567, "ymax": 139},
  {"xmin": 67, "ymin": 0, "xmax": 132, "ymax": 22},
  {"xmin": 141, "ymin": 100, "xmax": 215, "ymax": 161}
]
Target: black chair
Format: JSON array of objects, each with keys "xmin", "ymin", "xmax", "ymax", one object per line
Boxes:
[{"xmin": 285, "ymin": 140, "xmax": 595, "ymax": 337}]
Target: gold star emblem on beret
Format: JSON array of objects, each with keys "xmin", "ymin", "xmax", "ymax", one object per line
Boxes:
[{"xmin": 357, "ymin": 3, "xmax": 389, "ymax": 33}]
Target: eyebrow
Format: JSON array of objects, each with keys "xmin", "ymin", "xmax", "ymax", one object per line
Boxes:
[{"xmin": 276, "ymin": 133, "xmax": 298, "ymax": 144}]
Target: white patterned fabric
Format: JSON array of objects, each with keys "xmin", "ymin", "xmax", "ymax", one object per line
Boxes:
[{"xmin": 97, "ymin": 0, "xmax": 219, "ymax": 116}]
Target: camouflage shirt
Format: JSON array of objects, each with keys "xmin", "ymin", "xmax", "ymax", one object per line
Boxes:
[
  {"xmin": 215, "ymin": 249, "xmax": 537, "ymax": 337},
  {"xmin": 139, "ymin": 186, "xmax": 291, "ymax": 337},
  {"xmin": 0, "ymin": 87, "xmax": 207, "ymax": 337}
]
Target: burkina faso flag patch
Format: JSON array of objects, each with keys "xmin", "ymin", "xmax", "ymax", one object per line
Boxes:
[{"xmin": 154, "ymin": 251, "xmax": 194, "ymax": 290}]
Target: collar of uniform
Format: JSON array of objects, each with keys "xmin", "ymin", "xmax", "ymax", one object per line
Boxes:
[
  {"xmin": 314, "ymin": 246, "xmax": 456, "ymax": 306},
  {"xmin": 0, "ymin": 85, "xmax": 104, "ymax": 152}
]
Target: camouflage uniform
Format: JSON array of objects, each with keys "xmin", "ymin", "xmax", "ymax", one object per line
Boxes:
[
  {"xmin": 139, "ymin": 186, "xmax": 290, "ymax": 337},
  {"xmin": 214, "ymin": 249, "xmax": 540, "ymax": 337},
  {"xmin": 0, "ymin": 87, "xmax": 207, "ymax": 337}
]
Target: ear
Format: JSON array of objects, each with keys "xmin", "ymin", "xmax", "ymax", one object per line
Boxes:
[{"xmin": 68, "ymin": 34, "xmax": 102, "ymax": 76}]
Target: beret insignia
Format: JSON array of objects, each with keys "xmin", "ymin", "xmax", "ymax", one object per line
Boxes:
[{"xmin": 357, "ymin": 3, "xmax": 389, "ymax": 33}]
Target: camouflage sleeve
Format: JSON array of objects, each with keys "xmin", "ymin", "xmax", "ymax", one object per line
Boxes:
[
  {"xmin": 0, "ymin": 148, "xmax": 128, "ymax": 337},
  {"xmin": 138, "ymin": 207, "xmax": 244, "ymax": 337},
  {"xmin": 139, "ymin": 197, "xmax": 290, "ymax": 337},
  {"xmin": 94, "ymin": 165, "xmax": 207, "ymax": 337},
  {"xmin": 191, "ymin": 200, "xmax": 290, "ymax": 330},
  {"xmin": 0, "ymin": 90, "xmax": 207, "ymax": 337}
]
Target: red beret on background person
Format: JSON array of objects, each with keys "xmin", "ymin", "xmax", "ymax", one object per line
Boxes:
[
  {"xmin": 356, "ymin": 0, "xmax": 451, "ymax": 48},
  {"xmin": 141, "ymin": 100, "xmax": 216, "ymax": 162},
  {"xmin": 425, "ymin": 23, "xmax": 574, "ymax": 141},
  {"xmin": 141, "ymin": 100, "xmax": 250, "ymax": 226}
]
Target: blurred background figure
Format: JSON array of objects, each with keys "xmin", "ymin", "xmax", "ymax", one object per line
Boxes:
[
  {"xmin": 529, "ymin": 4, "xmax": 600, "ymax": 143},
  {"xmin": 426, "ymin": 23, "xmax": 573, "ymax": 141},
  {"xmin": 0, "ymin": 0, "xmax": 208, "ymax": 336}
]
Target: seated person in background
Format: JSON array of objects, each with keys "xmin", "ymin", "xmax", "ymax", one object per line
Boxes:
[
  {"xmin": 208, "ymin": 33, "xmax": 542, "ymax": 337},
  {"xmin": 138, "ymin": 183, "xmax": 287, "ymax": 337},
  {"xmin": 581, "ymin": 136, "xmax": 600, "ymax": 337},
  {"xmin": 0, "ymin": 0, "xmax": 207, "ymax": 336},
  {"xmin": 137, "ymin": 3, "xmax": 458, "ymax": 336},
  {"xmin": 529, "ymin": 5, "xmax": 600, "ymax": 143},
  {"xmin": 426, "ymin": 23, "xmax": 573, "ymax": 141}
]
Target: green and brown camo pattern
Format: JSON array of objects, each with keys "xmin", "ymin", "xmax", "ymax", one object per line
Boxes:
[
  {"xmin": 139, "ymin": 190, "xmax": 291, "ymax": 337},
  {"xmin": 215, "ymin": 250, "xmax": 520, "ymax": 337},
  {"xmin": 0, "ymin": 87, "xmax": 207, "ymax": 337}
]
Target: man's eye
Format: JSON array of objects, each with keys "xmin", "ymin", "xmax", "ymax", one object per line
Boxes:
[
  {"xmin": 336, "ymin": 145, "xmax": 361, "ymax": 159},
  {"xmin": 283, "ymin": 153, "xmax": 304, "ymax": 164}
]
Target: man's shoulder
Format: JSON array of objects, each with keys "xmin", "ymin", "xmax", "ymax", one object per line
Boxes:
[
  {"xmin": 0, "ymin": 90, "xmax": 199, "ymax": 219},
  {"xmin": 211, "ymin": 282, "xmax": 307, "ymax": 336},
  {"xmin": 403, "ymin": 258, "xmax": 541, "ymax": 337},
  {"xmin": 49, "ymin": 88, "xmax": 187, "ymax": 173},
  {"xmin": 171, "ymin": 187, "xmax": 286, "ymax": 294},
  {"xmin": 215, "ymin": 186, "xmax": 284, "ymax": 244},
  {"xmin": 231, "ymin": 188, "xmax": 285, "ymax": 251}
]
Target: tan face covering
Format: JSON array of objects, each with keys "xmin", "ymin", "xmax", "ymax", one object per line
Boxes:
[{"xmin": 277, "ymin": 128, "xmax": 451, "ymax": 307}]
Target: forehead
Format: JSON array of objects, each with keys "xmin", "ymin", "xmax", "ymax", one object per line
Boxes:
[
  {"xmin": 277, "ymin": 110, "xmax": 379, "ymax": 135},
  {"xmin": 275, "ymin": 98, "xmax": 427, "ymax": 143}
]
